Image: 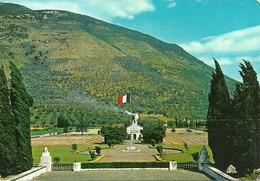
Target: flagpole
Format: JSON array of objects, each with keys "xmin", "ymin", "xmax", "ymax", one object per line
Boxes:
[{"xmin": 129, "ymin": 91, "xmax": 132, "ymax": 149}]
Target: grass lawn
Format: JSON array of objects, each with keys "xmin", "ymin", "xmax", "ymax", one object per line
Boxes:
[
  {"xmin": 32, "ymin": 145, "xmax": 109, "ymax": 164},
  {"xmin": 160, "ymin": 145, "xmax": 214, "ymax": 163},
  {"xmin": 31, "ymin": 128, "xmax": 64, "ymax": 136}
]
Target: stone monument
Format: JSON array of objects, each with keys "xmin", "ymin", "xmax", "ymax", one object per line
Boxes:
[
  {"xmin": 39, "ymin": 147, "xmax": 52, "ymax": 172},
  {"xmin": 198, "ymin": 145, "xmax": 210, "ymax": 171},
  {"xmin": 169, "ymin": 161, "xmax": 177, "ymax": 170}
]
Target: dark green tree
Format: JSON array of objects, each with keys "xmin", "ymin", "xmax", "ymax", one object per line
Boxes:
[
  {"xmin": 207, "ymin": 58, "xmax": 232, "ymax": 171},
  {"xmin": 0, "ymin": 65, "xmax": 16, "ymax": 177},
  {"xmin": 9, "ymin": 61, "xmax": 33, "ymax": 173},
  {"xmin": 231, "ymin": 60, "xmax": 259, "ymax": 175},
  {"xmin": 77, "ymin": 118, "xmax": 89, "ymax": 135},
  {"xmin": 140, "ymin": 119, "xmax": 166, "ymax": 144},
  {"xmin": 100, "ymin": 125, "xmax": 126, "ymax": 144}
]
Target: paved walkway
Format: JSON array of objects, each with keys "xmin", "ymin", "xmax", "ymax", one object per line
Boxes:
[
  {"xmin": 33, "ymin": 170, "xmax": 211, "ymax": 181},
  {"xmin": 98, "ymin": 141, "xmax": 158, "ymax": 162}
]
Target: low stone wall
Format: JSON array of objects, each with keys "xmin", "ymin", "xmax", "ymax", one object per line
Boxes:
[
  {"xmin": 202, "ymin": 164, "xmax": 239, "ymax": 181},
  {"xmin": 9, "ymin": 166, "xmax": 47, "ymax": 181}
]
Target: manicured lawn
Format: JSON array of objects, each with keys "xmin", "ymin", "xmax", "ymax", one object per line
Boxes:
[
  {"xmin": 33, "ymin": 145, "xmax": 92, "ymax": 164},
  {"xmin": 31, "ymin": 128, "xmax": 64, "ymax": 136},
  {"xmin": 160, "ymin": 145, "xmax": 214, "ymax": 163}
]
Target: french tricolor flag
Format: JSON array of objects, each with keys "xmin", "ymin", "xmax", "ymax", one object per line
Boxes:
[{"xmin": 118, "ymin": 94, "xmax": 130, "ymax": 104}]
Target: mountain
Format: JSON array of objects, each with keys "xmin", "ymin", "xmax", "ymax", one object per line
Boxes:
[{"xmin": 0, "ymin": 3, "xmax": 237, "ymax": 127}]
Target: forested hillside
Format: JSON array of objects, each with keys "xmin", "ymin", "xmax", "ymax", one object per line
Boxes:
[{"xmin": 0, "ymin": 3, "xmax": 237, "ymax": 127}]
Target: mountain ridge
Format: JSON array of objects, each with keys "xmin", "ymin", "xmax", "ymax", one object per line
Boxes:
[{"xmin": 0, "ymin": 3, "xmax": 237, "ymax": 126}]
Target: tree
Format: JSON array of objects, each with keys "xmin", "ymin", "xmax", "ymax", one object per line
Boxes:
[
  {"xmin": 77, "ymin": 118, "xmax": 89, "ymax": 135},
  {"xmin": 207, "ymin": 59, "xmax": 232, "ymax": 171},
  {"xmin": 231, "ymin": 60, "xmax": 259, "ymax": 174},
  {"xmin": 140, "ymin": 120, "xmax": 166, "ymax": 143},
  {"xmin": 9, "ymin": 61, "xmax": 33, "ymax": 173},
  {"xmin": 0, "ymin": 65, "xmax": 16, "ymax": 177},
  {"xmin": 100, "ymin": 125, "xmax": 126, "ymax": 144},
  {"xmin": 71, "ymin": 143, "xmax": 78, "ymax": 153}
]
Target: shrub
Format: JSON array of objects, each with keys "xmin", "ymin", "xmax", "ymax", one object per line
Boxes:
[
  {"xmin": 53, "ymin": 157, "xmax": 60, "ymax": 164},
  {"xmin": 95, "ymin": 146, "xmax": 101, "ymax": 155},
  {"xmin": 89, "ymin": 151, "xmax": 96, "ymax": 160},
  {"xmin": 150, "ymin": 139, "xmax": 156, "ymax": 147},
  {"xmin": 191, "ymin": 152, "xmax": 199, "ymax": 161},
  {"xmin": 156, "ymin": 145, "xmax": 163, "ymax": 155},
  {"xmin": 184, "ymin": 142, "xmax": 189, "ymax": 150},
  {"xmin": 71, "ymin": 143, "xmax": 78, "ymax": 152}
]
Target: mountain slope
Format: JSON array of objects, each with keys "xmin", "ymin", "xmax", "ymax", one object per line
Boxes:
[{"xmin": 0, "ymin": 3, "xmax": 237, "ymax": 127}]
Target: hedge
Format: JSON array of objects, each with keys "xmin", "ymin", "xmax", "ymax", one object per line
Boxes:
[{"xmin": 81, "ymin": 162, "xmax": 169, "ymax": 169}]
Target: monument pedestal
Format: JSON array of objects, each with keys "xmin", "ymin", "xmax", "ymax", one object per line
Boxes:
[
  {"xmin": 127, "ymin": 146, "xmax": 136, "ymax": 150},
  {"xmin": 39, "ymin": 147, "xmax": 52, "ymax": 172}
]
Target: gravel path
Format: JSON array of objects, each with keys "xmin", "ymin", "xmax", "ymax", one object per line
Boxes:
[{"xmin": 98, "ymin": 141, "xmax": 158, "ymax": 162}]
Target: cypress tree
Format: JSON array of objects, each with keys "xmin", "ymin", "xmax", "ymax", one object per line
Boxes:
[
  {"xmin": 0, "ymin": 65, "xmax": 16, "ymax": 177},
  {"xmin": 207, "ymin": 58, "xmax": 232, "ymax": 171},
  {"xmin": 9, "ymin": 61, "xmax": 33, "ymax": 173},
  {"xmin": 231, "ymin": 60, "xmax": 259, "ymax": 175}
]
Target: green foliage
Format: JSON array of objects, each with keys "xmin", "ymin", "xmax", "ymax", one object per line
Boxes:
[
  {"xmin": 207, "ymin": 59, "xmax": 260, "ymax": 176},
  {"xmin": 0, "ymin": 4, "xmax": 238, "ymax": 128},
  {"xmin": 156, "ymin": 145, "xmax": 163, "ymax": 155},
  {"xmin": 95, "ymin": 146, "xmax": 101, "ymax": 155},
  {"xmin": 9, "ymin": 61, "xmax": 33, "ymax": 174},
  {"xmin": 0, "ymin": 65, "xmax": 17, "ymax": 177},
  {"xmin": 71, "ymin": 143, "xmax": 78, "ymax": 152},
  {"xmin": 81, "ymin": 162, "xmax": 168, "ymax": 169},
  {"xmin": 150, "ymin": 139, "xmax": 156, "ymax": 147},
  {"xmin": 32, "ymin": 145, "xmax": 91, "ymax": 164},
  {"xmin": 231, "ymin": 60, "xmax": 260, "ymax": 175},
  {"xmin": 89, "ymin": 151, "xmax": 96, "ymax": 161},
  {"xmin": 139, "ymin": 118, "xmax": 166, "ymax": 144},
  {"xmin": 57, "ymin": 115, "xmax": 70, "ymax": 128},
  {"xmin": 191, "ymin": 152, "xmax": 199, "ymax": 161},
  {"xmin": 0, "ymin": 62, "xmax": 33, "ymax": 177},
  {"xmin": 76, "ymin": 118, "xmax": 89, "ymax": 135},
  {"xmin": 207, "ymin": 59, "xmax": 232, "ymax": 171},
  {"xmin": 184, "ymin": 142, "xmax": 189, "ymax": 150},
  {"xmin": 53, "ymin": 156, "xmax": 60, "ymax": 164},
  {"xmin": 101, "ymin": 125, "xmax": 126, "ymax": 144}
]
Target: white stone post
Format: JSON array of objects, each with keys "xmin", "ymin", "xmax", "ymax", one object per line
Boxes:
[
  {"xmin": 39, "ymin": 147, "xmax": 52, "ymax": 172},
  {"xmin": 73, "ymin": 162, "xmax": 81, "ymax": 171},
  {"xmin": 169, "ymin": 161, "xmax": 177, "ymax": 170},
  {"xmin": 198, "ymin": 146, "xmax": 210, "ymax": 171}
]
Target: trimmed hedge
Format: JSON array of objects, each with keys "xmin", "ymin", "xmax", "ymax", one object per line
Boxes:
[{"xmin": 81, "ymin": 162, "xmax": 169, "ymax": 169}]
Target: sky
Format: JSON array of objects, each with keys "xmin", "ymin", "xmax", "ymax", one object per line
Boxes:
[{"xmin": 3, "ymin": 0, "xmax": 260, "ymax": 81}]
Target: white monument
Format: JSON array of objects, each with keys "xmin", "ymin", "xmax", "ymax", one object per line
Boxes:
[
  {"xmin": 39, "ymin": 147, "xmax": 52, "ymax": 172},
  {"xmin": 126, "ymin": 114, "xmax": 143, "ymax": 150},
  {"xmin": 198, "ymin": 145, "xmax": 210, "ymax": 171}
]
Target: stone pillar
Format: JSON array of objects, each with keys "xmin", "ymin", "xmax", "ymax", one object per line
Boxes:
[
  {"xmin": 169, "ymin": 161, "xmax": 177, "ymax": 170},
  {"xmin": 73, "ymin": 162, "xmax": 81, "ymax": 171},
  {"xmin": 39, "ymin": 147, "xmax": 52, "ymax": 172},
  {"xmin": 198, "ymin": 146, "xmax": 210, "ymax": 171}
]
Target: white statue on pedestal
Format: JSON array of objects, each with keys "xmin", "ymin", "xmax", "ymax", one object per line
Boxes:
[
  {"xmin": 199, "ymin": 145, "xmax": 210, "ymax": 171},
  {"xmin": 39, "ymin": 147, "xmax": 52, "ymax": 172}
]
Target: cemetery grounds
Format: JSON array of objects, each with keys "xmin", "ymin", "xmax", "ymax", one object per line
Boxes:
[
  {"xmin": 31, "ymin": 128, "xmax": 213, "ymax": 164},
  {"xmin": 31, "ymin": 128, "xmax": 213, "ymax": 181}
]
